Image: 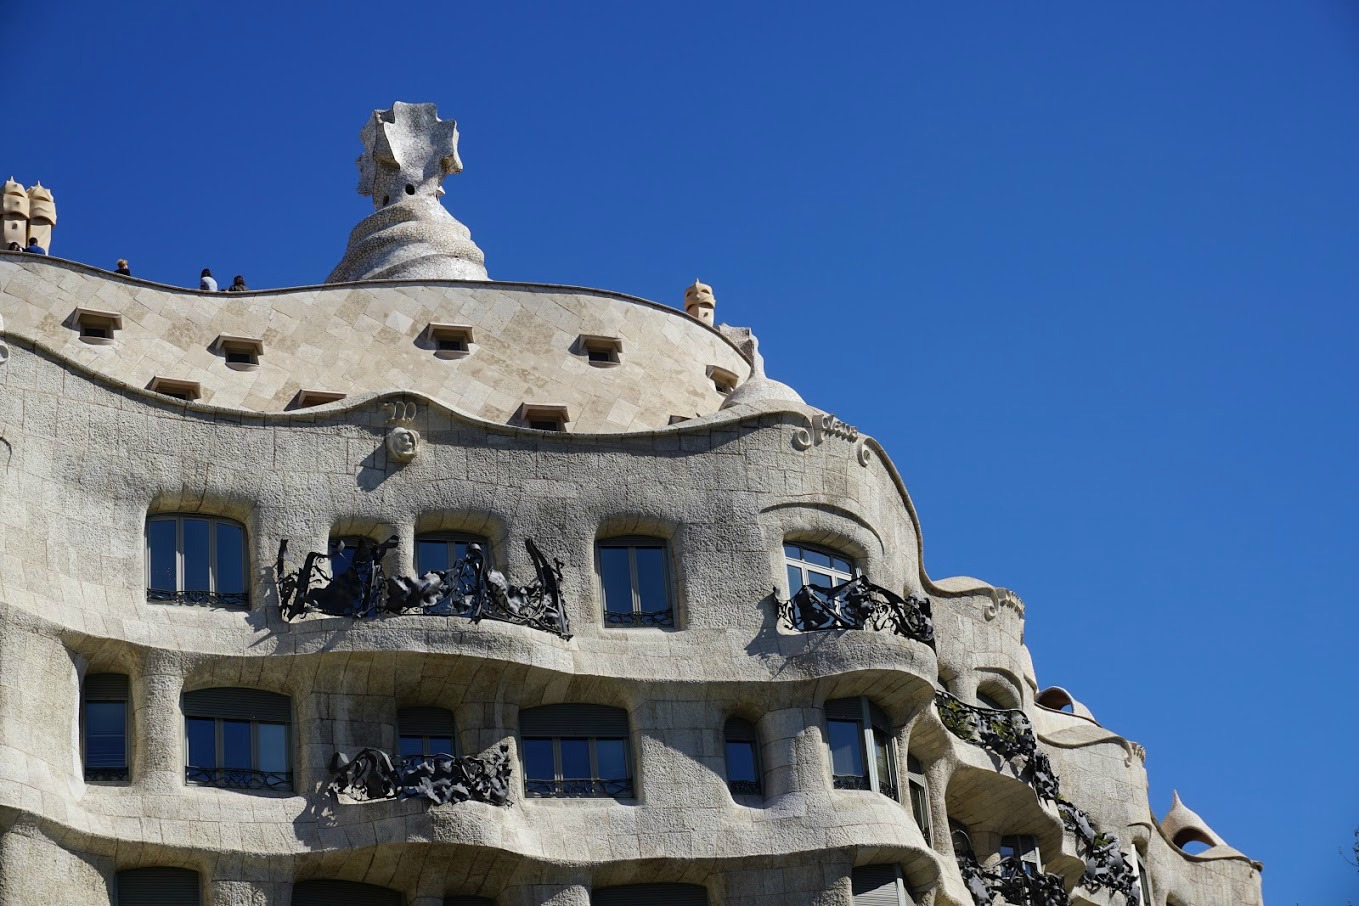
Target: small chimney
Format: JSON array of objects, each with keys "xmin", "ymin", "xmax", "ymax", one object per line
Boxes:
[{"xmin": 684, "ymin": 279, "xmax": 716, "ymax": 326}]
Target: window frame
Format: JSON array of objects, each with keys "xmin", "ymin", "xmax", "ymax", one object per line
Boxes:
[
  {"xmin": 414, "ymin": 532, "xmax": 489, "ymax": 576},
  {"xmin": 145, "ymin": 514, "xmax": 249, "ymax": 607},
  {"xmin": 783, "ymin": 541, "xmax": 857, "ymax": 596},
  {"xmin": 906, "ymin": 754, "xmax": 931, "ymax": 843},
  {"xmin": 596, "ymin": 536, "xmax": 675, "ymax": 627},
  {"xmin": 723, "ymin": 716, "xmax": 762, "ymax": 797},
  {"xmin": 1135, "ymin": 851, "xmax": 1154, "ymax": 904},
  {"xmin": 184, "ymin": 715, "xmax": 292, "ymax": 792},
  {"xmin": 999, "ymin": 833, "xmax": 1043, "ymax": 877},
  {"xmin": 397, "ymin": 706, "xmax": 458, "ymax": 759},
  {"xmin": 521, "ymin": 734, "xmax": 633, "ymax": 799},
  {"xmin": 826, "ymin": 697, "xmax": 898, "ymax": 800},
  {"xmin": 81, "ymin": 673, "xmax": 131, "ymax": 783},
  {"xmin": 850, "ymin": 864, "xmax": 915, "ymax": 906}
]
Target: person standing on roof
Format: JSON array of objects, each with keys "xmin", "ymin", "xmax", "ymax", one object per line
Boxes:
[{"xmin": 200, "ymin": 268, "xmax": 217, "ymax": 291}]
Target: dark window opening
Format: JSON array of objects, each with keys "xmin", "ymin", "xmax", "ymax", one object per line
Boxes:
[
  {"xmin": 724, "ymin": 716, "xmax": 761, "ymax": 796},
  {"xmin": 826, "ymin": 698, "xmax": 897, "ymax": 799},
  {"xmin": 520, "ymin": 704, "xmax": 633, "ymax": 799},
  {"xmin": 183, "ymin": 688, "xmax": 292, "ymax": 792},
  {"xmin": 598, "ymin": 538, "xmax": 673, "ymax": 627},
  {"xmin": 83, "ymin": 673, "xmax": 130, "ymax": 782},
  {"xmin": 146, "ymin": 514, "xmax": 248, "ymax": 608}
]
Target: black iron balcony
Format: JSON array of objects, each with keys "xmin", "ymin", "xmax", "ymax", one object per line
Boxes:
[
  {"xmin": 524, "ymin": 777, "xmax": 634, "ymax": 799},
  {"xmin": 727, "ymin": 779, "xmax": 762, "ymax": 796},
  {"xmin": 604, "ymin": 608, "xmax": 675, "ymax": 627},
  {"xmin": 934, "ymin": 690, "xmax": 1060, "ymax": 801},
  {"xmin": 833, "ymin": 773, "xmax": 871, "ymax": 791},
  {"xmin": 185, "ymin": 766, "xmax": 292, "ymax": 792},
  {"xmin": 777, "ymin": 576, "xmax": 934, "ymax": 647},
  {"xmin": 326, "ymin": 745, "xmax": 512, "ymax": 807},
  {"xmin": 84, "ymin": 766, "xmax": 129, "ymax": 782},
  {"xmin": 955, "ymin": 850, "xmax": 1070, "ymax": 906},
  {"xmin": 275, "ymin": 537, "xmax": 571, "ymax": 639},
  {"xmin": 147, "ymin": 588, "xmax": 249, "ymax": 608}
]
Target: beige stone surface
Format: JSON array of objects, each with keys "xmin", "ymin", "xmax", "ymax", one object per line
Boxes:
[{"xmin": 0, "ymin": 257, "xmax": 1261, "ymax": 904}]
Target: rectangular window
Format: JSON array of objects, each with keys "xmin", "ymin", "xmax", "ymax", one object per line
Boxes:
[
  {"xmin": 826, "ymin": 698, "xmax": 897, "ymax": 800},
  {"xmin": 784, "ymin": 542, "xmax": 855, "ymax": 595},
  {"xmin": 520, "ymin": 704, "xmax": 633, "ymax": 799},
  {"xmin": 183, "ymin": 688, "xmax": 292, "ymax": 792},
  {"xmin": 907, "ymin": 755, "xmax": 932, "ymax": 844},
  {"xmin": 598, "ymin": 538, "xmax": 674, "ymax": 627},
  {"xmin": 83, "ymin": 674, "xmax": 131, "ymax": 783},
  {"xmin": 146, "ymin": 515, "xmax": 249, "ymax": 607},
  {"xmin": 1000, "ymin": 834, "xmax": 1042, "ymax": 876}
]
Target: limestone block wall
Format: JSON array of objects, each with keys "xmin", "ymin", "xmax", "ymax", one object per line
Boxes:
[{"xmin": 0, "ymin": 277, "xmax": 1262, "ymax": 905}]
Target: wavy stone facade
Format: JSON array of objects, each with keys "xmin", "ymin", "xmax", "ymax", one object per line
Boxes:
[{"xmin": 0, "ymin": 251, "xmax": 1262, "ymax": 905}]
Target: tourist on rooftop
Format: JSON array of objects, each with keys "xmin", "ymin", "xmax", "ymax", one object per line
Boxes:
[
  {"xmin": 25, "ymin": 238, "xmax": 46, "ymax": 255},
  {"xmin": 6, "ymin": 242, "xmax": 19, "ymax": 252},
  {"xmin": 226, "ymin": 274, "xmax": 249, "ymax": 292},
  {"xmin": 200, "ymin": 268, "xmax": 218, "ymax": 292},
  {"xmin": 115, "ymin": 259, "xmax": 131, "ymax": 276}
]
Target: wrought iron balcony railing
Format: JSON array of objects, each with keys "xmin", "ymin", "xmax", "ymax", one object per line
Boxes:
[
  {"xmin": 524, "ymin": 777, "xmax": 634, "ymax": 799},
  {"xmin": 84, "ymin": 766, "xmax": 130, "ymax": 782},
  {"xmin": 185, "ymin": 766, "xmax": 292, "ymax": 792},
  {"xmin": 604, "ymin": 608, "xmax": 675, "ymax": 627},
  {"xmin": 148, "ymin": 588, "xmax": 249, "ymax": 608},
  {"xmin": 275, "ymin": 537, "xmax": 571, "ymax": 639},
  {"xmin": 955, "ymin": 850, "xmax": 1071, "ymax": 906},
  {"xmin": 832, "ymin": 773, "xmax": 870, "ymax": 791},
  {"xmin": 326, "ymin": 745, "xmax": 512, "ymax": 807},
  {"xmin": 727, "ymin": 779, "xmax": 762, "ymax": 796},
  {"xmin": 777, "ymin": 576, "xmax": 934, "ymax": 646},
  {"xmin": 938, "ymin": 691, "xmax": 1141, "ymax": 905}
]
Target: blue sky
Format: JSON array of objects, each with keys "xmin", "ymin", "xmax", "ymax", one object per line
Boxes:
[{"xmin": 7, "ymin": 1, "xmax": 1358, "ymax": 901}]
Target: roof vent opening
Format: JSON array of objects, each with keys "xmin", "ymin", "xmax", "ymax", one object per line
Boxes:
[
  {"xmin": 518, "ymin": 404, "xmax": 569, "ymax": 433},
  {"xmin": 71, "ymin": 308, "xmax": 124, "ymax": 345},
  {"xmin": 147, "ymin": 377, "xmax": 203, "ymax": 402},
  {"xmin": 576, "ymin": 334, "xmax": 623, "ymax": 367},
  {"xmin": 291, "ymin": 389, "xmax": 347, "ymax": 410},
  {"xmin": 211, "ymin": 335, "xmax": 265, "ymax": 371},
  {"xmin": 424, "ymin": 323, "xmax": 474, "ymax": 359}
]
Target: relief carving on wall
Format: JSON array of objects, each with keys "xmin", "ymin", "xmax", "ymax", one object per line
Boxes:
[
  {"xmin": 383, "ymin": 399, "xmax": 421, "ymax": 463},
  {"xmin": 791, "ymin": 412, "xmax": 871, "ymax": 466}
]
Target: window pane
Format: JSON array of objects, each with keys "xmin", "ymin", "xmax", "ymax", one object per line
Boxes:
[
  {"xmin": 595, "ymin": 739, "xmax": 628, "ymax": 780},
  {"xmin": 808, "ymin": 571, "xmax": 834, "ymax": 588},
  {"xmin": 831, "ymin": 556, "xmax": 853, "ymax": 574},
  {"xmin": 256, "ymin": 723, "xmax": 288, "ymax": 773},
  {"xmin": 147, "ymin": 519, "xmax": 177, "ymax": 590},
  {"xmin": 725, "ymin": 740, "xmax": 758, "ymax": 783},
  {"xmin": 417, "ymin": 539, "xmax": 448, "ymax": 574},
  {"xmin": 85, "ymin": 702, "xmax": 126, "ymax": 767},
  {"xmin": 182, "ymin": 518, "xmax": 211, "ymax": 591},
  {"xmin": 399, "ymin": 736, "xmax": 424, "ymax": 758},
  {"xmin": 909, "ymin": 780, "xmax": 931, "ymax": 834},
  {"xmin": 873, "ymin": 727, "xmax": 894, "ymax": 789},
  {"xmin": 214, "ymin": 522, "xmax": 244, "ymax": 595},
  {"xmin": 783, "ymin": 543, "xmax": 801, "ymax": 559},
  {"xmin": 329, "ymin": 540, "xmax": 357, "ymax": 577},
  {"xmin": 560, "ymin": 738, "xmax": 591, "ymax": 779},
  {"xmin": 599, "ymin": 547, "xmax": 634, "ymax": 614},
  {"xmin": 523, "ymin": 738, "xmax": 554, "ymax": 779},
  {"xmin": 802, "ymin": 548, "xmax": 832, "ymax": 568},
  {"xmin": 429, "ymin": 736, "xmax": 453, "ymax": 755},
  {"xmin": 186, "ymin": 717, "xmax": 216, "ymax": 769},
  {"xmin": 221, "ymin": 719, "xmax": 251, "ymax": 769},
  {"xmin": 453, "ymin": 540, "xmax": 471, "ymax": 563},
  {"xmin": 633, "ymin": 546, "xmax": 669, "ymax": 613},
  {"xmin": 786, "ymin": 564, "xmax": 804, "ymax": 594},
  {"xmin": 827, "ymin": 719, "xmax": 864, "ymax": 776}
]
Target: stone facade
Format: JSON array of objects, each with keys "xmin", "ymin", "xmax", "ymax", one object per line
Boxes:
[{"xmin": 0, "ymin": 117, "xmax": 1262, "ymax": 904}]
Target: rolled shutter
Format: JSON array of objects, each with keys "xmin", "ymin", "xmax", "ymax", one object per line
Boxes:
[
  {"xmin": 592, "ymin": 883, "xmax": 709, "ymax": 906},
  {"xmin": 117, "ymin": 867, "xmax": 201, "ymax": 906},
  {"xmin": 852, "ymin": 865, "xmax": 909, "ymax": 906},
  {"xmin": 86, "ymin": 673, "xmax": 130, "ymax": 700},
  {"xmin": 520, "ymin": 704, "xmax": 628, "ymax": 737},
  {"xmin": 399, "ymin": 707, "xmax": 455, "ymax": 737},
  {"xmin": 292, "ymin": 880, "xmax": 403, "ymax": 906},
  {"xmin": 825, "ymin": 698, "xmax": 862, "ymax": 721},
  {"xmin": 183, "ymin": 688, "xmax": 291, "ymax": 723},
  {"xmin": 724, "ymin": 717, "xmax": 757, "ymax": 742},
  {"xmin": 868, "ymin": 702, "xmax": 892, "ymax": 732}
]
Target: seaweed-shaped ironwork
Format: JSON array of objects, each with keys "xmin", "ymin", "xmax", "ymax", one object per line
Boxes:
[
  {"xmin": 275, "ymin": 537, "xmax": 571, "ymax": 639},
  {"xmin": 325, "ymin": 744, "xmax": 512, "ymax": 808},
  {"xmin": 955, "ymin": 849, "xmax": 1071, "ymax": 906},
  {"xmin": 937, "ymin": 691, "xmax": 1139, "ymax": 904},
  {"xmin": 776, "ymin": 575, "xmax": 934, "ymax": 647}
]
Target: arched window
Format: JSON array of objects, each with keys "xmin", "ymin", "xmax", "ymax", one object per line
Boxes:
[
  {"xmin": 183, "ymin": 688, "xmax": 291, "ymax": 791},
  {"xmin": 398, "ymin": 707, "xmax": 456, "ymax": 758},
  {"xmin": 906, "ymin": 755, "xmax": 931, "ymax": 843},
  {"xmin": 83, "ymin": 673, "xmax": 130, "ymax": 782},
  {"xmin": 783, "ymin": 542, "xmax": 855, "ymax": 595},
  {"xmin": 597, "ymin": 536, "xmax": 674, "ymax": 626},
  {"xmin": 292, "ymin": 880, "xmax": 403, "ymax": 906},
  {"xmin": 117, "ymin": 868, "xmax": 201, "ymax": 906},
  {"xmin": 851, "ymin": 865, "xmax": 916, "ymax": 906},
  {"xmin": 593, "ymin": 884, "xmax": 709, "ymax": 905},
  {"xmin": 723, "ymin": 717, "xmax": 761, "ymax": 796},
  {"xmin": 146, "ymin": 514, "xmax": 248, "ymax": 607},
  {"xmin": 825, "ymin": 698, "xmax": 897, "ymax": 799},
  {"xmin": 520, "ymin": 704, "xmax": 632, "ymax": 799}
]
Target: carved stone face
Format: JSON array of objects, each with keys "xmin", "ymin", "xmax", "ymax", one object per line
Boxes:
[{"xmin": 386, "ymin": 426, "xmax": 419, "ymax": 463}]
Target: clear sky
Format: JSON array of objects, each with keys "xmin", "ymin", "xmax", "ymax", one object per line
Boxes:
[{"xmin": 7, "ymin": 1, "xmax": 1358, "ymax": 901}]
